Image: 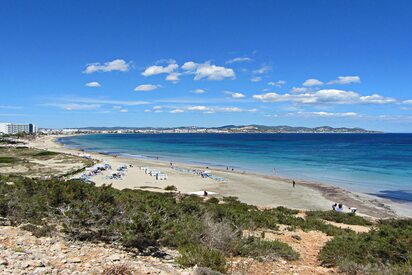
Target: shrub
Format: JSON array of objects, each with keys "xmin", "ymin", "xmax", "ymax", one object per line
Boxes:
[
  {"xmin": 102, "ymin": 264, "xmax": 134, "ymax": 275},
  {"xmin": 20, "ymin": 224, "xmax": 55, "ymax": 238},
  {"xmin": 33, "ymin": 151, "xmax": 60, "ymax": 157},
  {"xmin": 200, "ymin": 214, "xmax": 240, "ymax": 254},
  {"xmin": 164, "ymin": 185, "xmax": 177, "ymax": 191},
  {"xmin": 177, "ymin": 244, "xmax": 226, "ymax": 273},
  {"xmin": 306, "ymin": 210, "xmax": 372, "ymax": 226},
  {"xmin": 234, "ymin": 236, "xmax": 299, "ymax": 261},
  {"xmin": 0, "ymin": 157, "xmax": 19, "ymax": 164},
  {"xmin": 319, "ymin": 219, "xmax": 412, "ymax": 271}
]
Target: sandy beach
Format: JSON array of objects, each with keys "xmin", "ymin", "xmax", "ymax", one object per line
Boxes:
[{"xmin": 28, "ymin": 135, "xmax": 412, "ymax": 219}]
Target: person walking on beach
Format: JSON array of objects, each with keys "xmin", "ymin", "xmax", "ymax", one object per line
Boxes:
[{"xmin": 292, "ymin": 180, "xmax": 296, "ymax": 188}]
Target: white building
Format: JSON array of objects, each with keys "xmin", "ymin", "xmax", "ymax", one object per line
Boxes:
[{"xmin": 0, "ymin": 123, "xmax": 37, "ymax": 134}]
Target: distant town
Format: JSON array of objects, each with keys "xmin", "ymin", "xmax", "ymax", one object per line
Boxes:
[{"xmin": 0, "ymin": 122, "xmax": 381, "ymax": 135}]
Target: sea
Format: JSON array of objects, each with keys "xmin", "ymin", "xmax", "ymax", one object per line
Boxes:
[{"xmin": 58, "ymin": 133, "xmax": 412, "ymax": 203}]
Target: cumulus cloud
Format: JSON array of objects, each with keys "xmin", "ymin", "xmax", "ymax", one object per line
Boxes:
[
  {"xmin": 192, "ymin": 89, "xmax": 206, "ymax": 94},
  {"xmin": 142, "ymin": 63, "xmax": 178, "ymax": 76},
  {"xmin": 182, "ymin": 61, "xmax": 235, "ymax": 81},
  {"xmin": 253, "ymin": 65, "xmax": 271, "ymax": 74},
  {"xmin": 328, "ymin": 76, "xmax": 361, "ymax": 85},
  {"xmin": 165, "ymin": 72, "xmax": 181, "ymax": 82},
  {"xmin": 253, "ymin": 89, "xmax": 396, "ymax": 105},
  {"xmin": 224, "ymin": 91, "xmax": 245, "ymax": 99},
  {"xmin": 134, "ymin": 84, "xmax": 161, "ymax": 92},
  {"xmin": 225, "ymin": 57, "xmax": 253, "ymax": 64},
  {"xmin": 403, "ymin": 100, "xmax": 412, "ymax": 104},
  {"xmin": 268, "ymin": 80, "xmax": 286, "ymax": 87},
  {"xmin": 302, "ymin": 78, "xmax": 323, "ymax": 87},
  {"xmin": 119, "ymin": 109, "xmax": 128, "ymax": 113},
  {"xmin": 170, "ymin": 108, "xmax": 185, "ymax": 113},
  {"xmin": 251, "ymin": 76, "xmax": 262, "ymax": 82},
  {"xmin": 291, "ymin": 87, "xmax": 311, "ymax": 93},
  {"xmin": 83, "ymin": 59, "xmax": 130, "ymax": 74},
  {"xmin": 85, "ymin": 81, "xmax": 101, "ymax": 88}
]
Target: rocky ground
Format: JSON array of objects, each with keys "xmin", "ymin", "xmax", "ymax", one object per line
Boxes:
[
  {"xmin": 0, "ymin": 222, "xmax": 353, "ymax": 275},
  {"xmin": 0, "ymin": 226, "xmax": 193, "ymax": 275}
]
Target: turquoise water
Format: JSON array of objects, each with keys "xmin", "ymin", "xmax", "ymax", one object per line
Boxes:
[{"xmin": 59, "ymin": 133, "xmax": 412, "ymax": 202}]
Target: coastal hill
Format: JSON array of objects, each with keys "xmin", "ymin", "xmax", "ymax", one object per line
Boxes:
[{"xmin": 74, "ymin": 125, "xmax": 381, "ymax": 134}]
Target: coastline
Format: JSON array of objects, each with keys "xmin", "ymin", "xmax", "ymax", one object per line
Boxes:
[{"xmin": 28, "ymin": 134, "xmax": 412, "ymax": 219}]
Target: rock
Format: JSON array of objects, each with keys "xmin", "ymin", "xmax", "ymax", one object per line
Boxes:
[
  {"xmin": 108, "ymin": 254, "xmax": 121, "ymax": 261},
  {"xmin": 69, "ymin": 257, "xmax": 82, "ymax": 263}
]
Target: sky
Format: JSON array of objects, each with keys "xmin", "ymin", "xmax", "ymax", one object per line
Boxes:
[{"xmin": 0, "ymin": 0, "xmax": 412, "ymax": 132}]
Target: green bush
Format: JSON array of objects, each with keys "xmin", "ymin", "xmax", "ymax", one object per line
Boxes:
[
  {"xmin": 177, "ymin": 244, "xmax": 226, "ymax": 273},
  {"xmin": 319, "ymin": 219, "xmax": 412, "ymax": 271},
  {"xmin": 0, "ymin": 157, "xmax": 19, "ymax": 163},
  {"xmin": 306, "ymin": 210, "xmax": 372, "ymax": 226},
  {"xmin": 164, "ymin": 185, "xmax": 177, "ymax": 191},
  {"xmin": 234, "ymin": 236, "xmax": 299, "ymax": 261},
  {"xmin": 33, "ymin": 151, "xmax": 60, "ymax": 157}
]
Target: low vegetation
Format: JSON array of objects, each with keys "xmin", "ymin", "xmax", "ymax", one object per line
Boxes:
[
  {"xmin": 0, "ymin": 147, "xmax": 94, "ymax": 177},
  {"xmin": 0, "ymin": 156, "xmax": 19, "ymax": 164},
  {"xmin": 319, "ymin": 219, "xmax": 412, "ymax": 273},
  {"xmin": 307, "ymin": 210, "xmax": 372, "ymax": 226},
  {"xmin": 0, "ymin": 171, "xmax": 410, "ymax": 273},
  {"xmin": 164, "ymin": 185, "xmax": 177, "ymax": 191}
]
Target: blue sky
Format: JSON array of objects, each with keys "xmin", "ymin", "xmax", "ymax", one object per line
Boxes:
[{"xmin": 1, "ymin": 1, "xmax": 412, "ymax": 132}]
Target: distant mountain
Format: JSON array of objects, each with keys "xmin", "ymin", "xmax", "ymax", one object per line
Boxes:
[{"xmin": 75, "ymin": 125, "xmax": 381, "ymax": 133}]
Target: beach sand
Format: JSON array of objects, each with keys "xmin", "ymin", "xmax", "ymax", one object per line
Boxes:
[{"xmin": 28, "ymin": 135, "xmax": 411, "ymax": 219}]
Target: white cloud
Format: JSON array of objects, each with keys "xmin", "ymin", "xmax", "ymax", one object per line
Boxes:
[
  {"xmin": 187, "ymin": 106, "xmax": 209, "ymax": 111},
  {"xmin": 192, "ymin": 89, "xmax": 206, "ymax": 94},
  {"xmin": 328, "ymin": 76, "xmax": 361, "ymax": 85},
  {"xmin": 153, "ymin": 106, "xmax": 162, "ymax": 110},
  {"xmin": 359, "ymin": 94, "xmax": 396, "ymax": 104},
  {"xmin": 253, "ymin": 65, "xmax": 271, "ymax": 74},
  {"xmin": 225, "ymin": 57, "xmax": 253, "ymax": 64},
  {"xmin": 291, "ymin": 87, "xmax": 311, "ymax": 93},
  {"xmin": 154, "ymin": 58, "xmax": 176, "ymax": 65},
  {"xmin": 60, "ymin": 104, "xmax": 101, "ymax": 111},
  {"xmin": 119, "ymin": 109, "xmax": 128, "ymax": 113},
  {"xmin": 251, "ymin": 76, "xmax": 262, "ymax": 82},
  {"xmin": 165, "ymin": 72, "xmax": 181, "ymax": 82},
  {"xmin": 83, "ymin": 59, "xmax": 130, "ymax": 74},
  {"xmin": 55, "ymin": 97, "xmax": 148, "ymax": 106},
  {"xmin": 403, "ymin": 100, "xmax": 412, "ymax": 104},
  {"xmin": 182, "ymin": 61, "xmax": 235, "ymax": 81},
  {"xmin": 224, "ymin": 91, "xmax": 245, "ymax": 99},
  {"xmin": 0, "ymin": 105, "xmax": 22, "ymax": 110},
  {"xmin": 85, "ymin": 81, "xmax": 101, "ymax": 87},
  {"xmin": 142, "ymin": 63, "xmax": 178, "ymax": 77},
  {"xmin": 113, "ymin": 106, "xmax": 122, "ymax": 109},
  {"xmin": 144, "ymin": 109, "xmax": 151, "ymax": 113},
  {"xmin": 302, "ymin": 78, "xmax": 323, "ymax": 87},
  {"xmin": 290, "ymin": 111, "xmax": 360, "ymax": 118},
  {"xmin": 181, "ymin": 61, "xmax": 198, "ymax": 71},
  {"xmin": 134, "ymin": 84, "xmax": 161, "ymax": 92},
  {"xmin": 253, "ymin": 89, "xmax": 396, "ymax": 105},
  {"xmin": 268, "ymin": 80, "xmax": 286, "ymax": 87},
  {"xmin": 169, "ymin": 105, "xmax": 255, "ymax": 114}
]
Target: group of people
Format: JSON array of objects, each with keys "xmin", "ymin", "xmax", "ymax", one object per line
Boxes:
[{"xmin": 332, "ymin": 203, "xmax": 357, "ymax": 214}]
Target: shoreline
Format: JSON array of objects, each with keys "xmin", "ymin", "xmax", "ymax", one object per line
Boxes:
[{"xmin": 29, "ymin": 135, "xmax": 412, "ymax": 219}]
